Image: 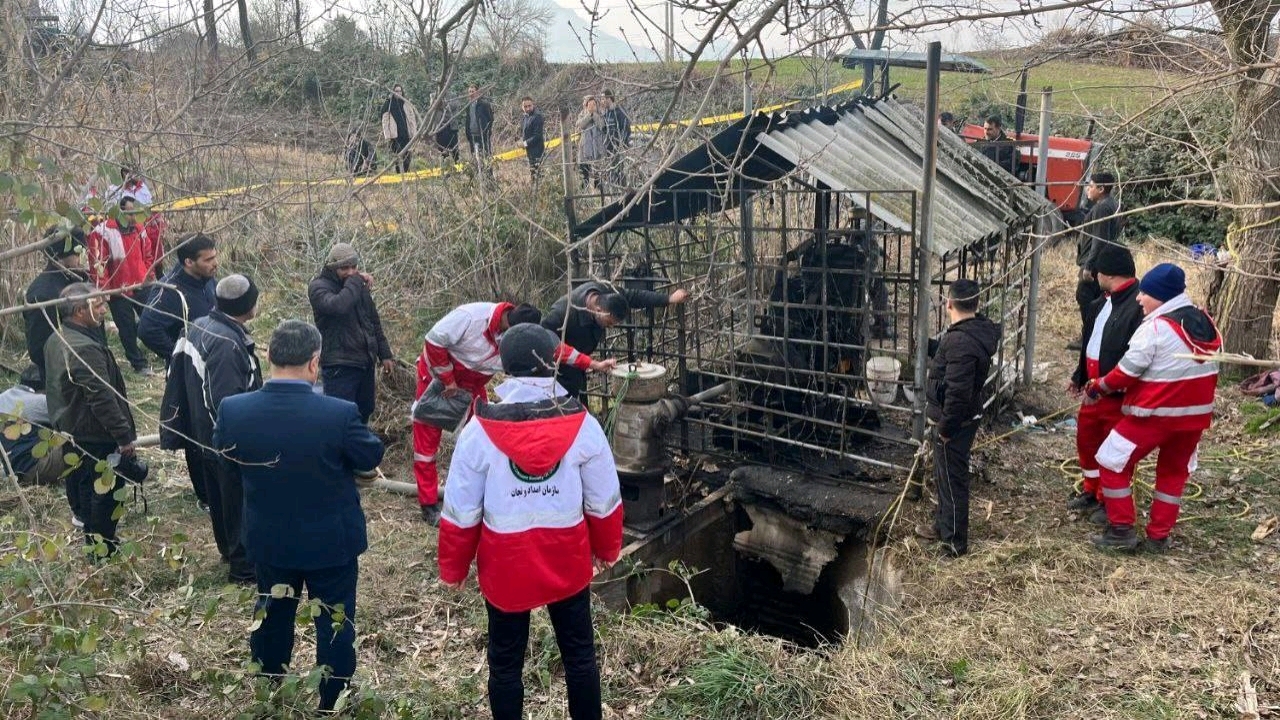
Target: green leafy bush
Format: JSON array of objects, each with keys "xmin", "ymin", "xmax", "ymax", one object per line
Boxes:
[{"xmin": 1100, "ymin": 97, "xmax": 1230, "ymax": 247}]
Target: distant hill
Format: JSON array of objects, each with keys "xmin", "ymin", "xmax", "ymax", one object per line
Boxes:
[{"xmin": 543, "ymin": 3, "xmax": 659, "ymax": 63}]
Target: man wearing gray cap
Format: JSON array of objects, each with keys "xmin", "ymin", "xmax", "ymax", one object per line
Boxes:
[
  {"xmin": 161, "ymin": 273, "xmax": 264, "ymax": 583},
  {"xmin": 307, "ymin": 243, "xmax": 395, "ymax": 423}
]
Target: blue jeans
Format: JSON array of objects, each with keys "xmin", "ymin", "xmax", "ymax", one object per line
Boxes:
[
  {"xmin": 250, "ymin": 559, "xmax": 359, "ymax": 711},
  {"xmin": 321, "ymin": 365, "xmax": 376, "ymax": 423}
]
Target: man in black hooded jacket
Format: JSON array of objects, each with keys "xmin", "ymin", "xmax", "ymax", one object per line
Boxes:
[
  {"xmin": 1070, "ymin": 172, "xmax": 1123, "ymax": 350},
  {"xmin": 921, "ymin": 279, "xmax": 1001, "ymax": 557}
]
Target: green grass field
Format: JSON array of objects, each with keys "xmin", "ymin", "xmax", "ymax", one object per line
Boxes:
[{"xmin": 664, "ymin": 54, "xmax": 1186, "ymax": 121}]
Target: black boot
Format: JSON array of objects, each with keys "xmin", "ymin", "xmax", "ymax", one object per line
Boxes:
[
  {"xmin": 1142, "ymin": 535, "xmax": 1173, "ymax": 554},
  {"xmin": 1088, "ymin": 506, "xmax": 1109, "ymax": 526},
  {"xmin": 1091, "ymin": 524, "xmax": 1139, "ymax": 552},
  {"xmin": 1066, "ymin": 491, "xmax": 1101, "ymax": 512},
  {"xmin": 420, "ymin": 503, "xmax": 441, "ymax": 527}
]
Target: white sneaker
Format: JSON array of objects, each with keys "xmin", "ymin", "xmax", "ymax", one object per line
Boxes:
[{"xmin": 72, "ymin": 514, "xmax": 85, "ymax": 529}]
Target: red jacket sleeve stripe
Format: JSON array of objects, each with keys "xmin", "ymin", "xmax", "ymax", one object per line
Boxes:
[
  {"xmin": 437, "ymin": 517, "xmax": 482, "ymax": 585},
  {"xmin": 585, "ymin": 505, "xmax": 624, "ymax": 564},
  {"xmin": 423, "ymin": 340, "xmax": 457, "ymax": 386}
]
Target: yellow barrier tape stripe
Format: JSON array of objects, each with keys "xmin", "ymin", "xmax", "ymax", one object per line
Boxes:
[{"xmin": 154, "ymin": 78, "xmax": 862, "ymax": 210}]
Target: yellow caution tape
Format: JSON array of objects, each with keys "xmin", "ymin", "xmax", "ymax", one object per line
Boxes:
[{"xmin": 154, "ymin": 78, "xmax": 863, "ymax": 212}]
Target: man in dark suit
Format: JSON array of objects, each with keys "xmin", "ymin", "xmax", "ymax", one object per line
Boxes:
[
  {"xmin": 520, "ymin": 96, "xmax": 545, "ymax": 181},
  {"xmin": 464, "ymin": 82, "xmax": 494, "ymax": 179},
  {"xmin": 214, "ymin": 319, "xmax": 384, "ymax": 713}
]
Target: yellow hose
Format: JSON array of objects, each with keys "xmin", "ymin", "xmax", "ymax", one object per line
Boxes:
[{"xmin": 1055, "ymin": 443, "xmax": 1258, "ymax": 521}]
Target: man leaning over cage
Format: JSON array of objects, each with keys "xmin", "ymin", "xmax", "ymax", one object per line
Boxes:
[
  {"xmin": 542, "ymin": 281, "xmax": 689, "ymax": 401},
  {"xmin": 413, "ymin": 301, "xmax": 615, "ymax": 526}
]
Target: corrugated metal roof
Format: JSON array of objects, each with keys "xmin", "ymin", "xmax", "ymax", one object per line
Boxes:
[
  {"xmin": 754, "ymin": 98, "xmax": 1053, "ymax": 254},
  {"xmin": 572, "ymin": 96, "xmax": 1054, "ymax": 250}
]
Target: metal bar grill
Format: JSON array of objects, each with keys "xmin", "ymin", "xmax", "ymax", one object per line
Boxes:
[{"xmin": 567, "ymin": 183, "xmax": 1035, "ymax": 480}]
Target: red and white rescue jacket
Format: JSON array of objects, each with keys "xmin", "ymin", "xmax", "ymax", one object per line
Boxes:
[
  {"xmin": 87, "ymin": 218, "xmax": 160, "ymax": 291},
  {"xmin": 1099, "ymin": 293, "xmax": 1221, "ymax": 431},
  {"xmin": 106, "ymin": 178, "xmax": 153, "ymax": 206},
  {"xmin": 421, "ymin": 302, "xmax": 593, "ymax": 388},
  {"xmin": 438, "ymin": 376, "xmax": 624, "ymax": 612}
]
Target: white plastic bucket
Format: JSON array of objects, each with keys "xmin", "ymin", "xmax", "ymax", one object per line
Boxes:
[{"xmin": 866, "ymin": 357, "xmax": 902, "ymax": 405}]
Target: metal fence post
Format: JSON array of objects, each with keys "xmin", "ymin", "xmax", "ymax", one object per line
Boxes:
[
  {"xmin": 1023, "ymin": 88, "xmax": 1052, "ymax": 386},
  {"xmin": 912, "ymin": 41, "xmax": 942, "ymax": 443}
]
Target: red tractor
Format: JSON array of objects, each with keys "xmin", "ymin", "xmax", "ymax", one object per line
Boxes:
[
  {"xmin": 957, "ymin": 124, "xmax": 1100, "ymax": 224},
  {"xmin": 838, "ymin": 48, "xmax": 1104, "ymax": 225}
]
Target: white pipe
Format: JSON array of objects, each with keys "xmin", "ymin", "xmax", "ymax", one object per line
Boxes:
[{"xmin": 136, "ymin": 434, "xmax": 417, "ymax": 495}]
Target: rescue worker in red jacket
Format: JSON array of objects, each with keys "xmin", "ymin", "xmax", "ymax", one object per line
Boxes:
[
  {"xmin": 438, "ymin": 322, "xmax": 623, "ymax": 720},
  {"xmin": 1067, "ymin": 244, "xmax": 1143, "ymax": 524},
  {"xmin": 1084, "ymin": 263, "xmax": 1221, "ymax": 552},
  {"xmin": 86, "ymin": 196, "xmax": 162, "ymax": 373},
  {"xmin": 414, "ymin": 302, "xmax": 614, "ymax": 525}
]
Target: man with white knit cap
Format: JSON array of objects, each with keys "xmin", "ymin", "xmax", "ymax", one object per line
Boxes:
[
  {"xmin": 307, "ymin": 243, "xmax": 395, "ymax": 423},
  {"xmin": 160, "ymin": 273, "xmax": 264, "ymax": 582}
]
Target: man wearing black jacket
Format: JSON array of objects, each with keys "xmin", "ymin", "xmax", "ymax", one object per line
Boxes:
[
  {"xmin": 160, "ymin": 274, "xmax": 263, "ymax": 583},
  {"xmin": 520, "ymin": 96, "xmax": 545, "ymax": 180},
  {"xmin": 138, "ymin": 234, "xmax": 219, "ymax": 362},
  {"xmin": 979, "ymin": 116, "xmax": 1019, "ymax": 175},
  {"xmin": 465, "ymin": 83, "xmax": 494, "ymax": 178},
  {"xmin": 45, "ymin": 283, "xmax": 138, "ymax": 556},
  {"xmin": 1067, "ymin": 244, "xmax": 1142, "ymax": 522},
  {"xmin": 139, "ymin": 233, "xmax": 219, "ymax": 511},
  {"xmin": 542, "ymin": 281, "xmax": 688, "ymax": 399},
  {"xmin": 24, "ymin": 227, "xmax": 89, "ymax": 389},
  {"xmin": 308, "ymin": 243, "xmax": 395, "ymax": 423},
  {"xmin": 919, "ymin": 279, "xmax": 1001, "ymax": 557},
  {"xmin": 345, "ymin": 131, "xmax": 377, "ymax": 176},
  {"xmin": 1070, "ymin": 172, "xmax": 1123, "ymax": 350}
]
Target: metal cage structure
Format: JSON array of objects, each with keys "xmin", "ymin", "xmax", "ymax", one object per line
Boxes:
[{"xmin": 564, "ymin": 97, "xmax": 1052, "ymax": 478}]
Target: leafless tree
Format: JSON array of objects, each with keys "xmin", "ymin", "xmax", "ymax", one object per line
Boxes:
[
  {"xmin": 201, "ymin": 0, "xmax": 218, "ymax": 62},
  {"xmin": 236, "ymin": 0, "xmax": 255, "ymax": 61},
  {"xmin": 474, "ymin": 0, "xmax": 552, "ymax": 61}
]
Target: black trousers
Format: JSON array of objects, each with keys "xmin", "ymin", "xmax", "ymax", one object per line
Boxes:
[
  {"xmin": 251, "ymin": 559, "xmax": 358, "ymax": 712},
  {"xmin": 486, "ymin": 587, "xmax": 601, "ymax": 720},
  {"xmin": 527, "ymin": 148, "xmax": 544, "ymax": 180},
  {"xmin": 322, "ymin": 365, "xmax": 376, "ymax": 423},
  {"xmin": 435, "ymin": 127, "xmax": 460, "ymax": 163},
  {"xmin": 390, "ymin": 137, "xmax": 411, "ymax": 173},
  {"xmin": 557, "ymin": 365, "xmax": 587, "ymax": 401},
  {"xmin": 932, "ymin": 421, "xmax": 980, "ymax": 554},
  {"xmin": 68, "ymin": 440, "xmax": 126, "ymax": 555},
  {"xmin": 1075, "ymin": 276, "xmax": 1102, "ymax": 333},
  {"xmin": 184, "ymin": 445, "xmax": 209, "ymax": 505},
  {"xmin": 203, "ymin": 454, "xmax": 253, "ymax": 581},
  {"xmin": 107, "ymin": 294, "xmax": 146, "ymax": 369}
]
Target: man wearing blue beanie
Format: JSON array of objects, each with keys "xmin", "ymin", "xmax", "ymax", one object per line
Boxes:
[{"xmin": 1082, "ymin": 262, "xmax": 1221, "ymax": 553}]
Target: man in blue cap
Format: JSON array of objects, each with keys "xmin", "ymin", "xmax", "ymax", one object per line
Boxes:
[{"xmin": 1083, "ymin": 263, "xmax": 1221, "ymax": 553}]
